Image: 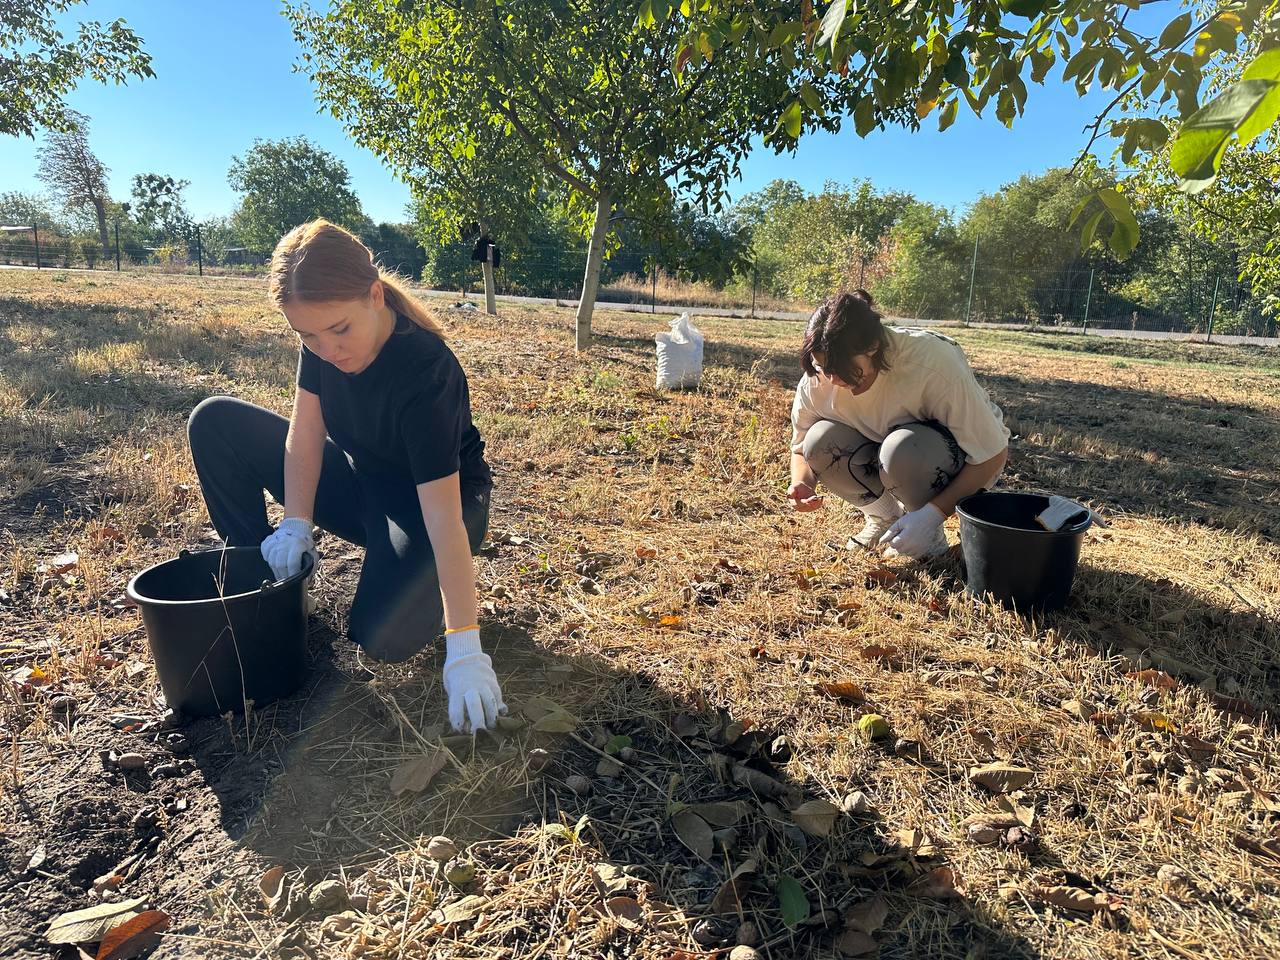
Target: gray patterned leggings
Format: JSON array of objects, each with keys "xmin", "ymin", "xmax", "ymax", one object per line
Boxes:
[{"xmin": 800, "ymin": 419, "xmax": 966, "ymax": 511}]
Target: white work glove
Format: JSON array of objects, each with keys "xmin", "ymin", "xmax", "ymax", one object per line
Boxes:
[
  {"xmin": 442, "ymin": 628, "xmax": 506, "ymax": 733},
  {"xmin": 879, "ymin": 503, "xmax": 946, "ymax": 558},
  {"xmin": 260, "ymin": 517, "xmax": 316, "ymax": 581}
]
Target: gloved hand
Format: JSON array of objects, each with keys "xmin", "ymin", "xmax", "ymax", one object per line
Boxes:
[
  {"xmin": 260, "ymin": 517, "xmax": 316, "ymax": 581},
  {"xmin": 442, "ymin": 628, "xmax": 505, "ymax": 733},
  {"xmin": 879, "ymin": 503, "xmax": 946, "ymax": 558}
]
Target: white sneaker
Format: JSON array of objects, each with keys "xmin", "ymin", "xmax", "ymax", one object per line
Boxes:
[
  {"xmin": 883, "ymin": 524, "xmax": 950, "ymax": 559},
  {"xmin": 847, "ymin": 512, "xmax": 897, "ymax": 550}
]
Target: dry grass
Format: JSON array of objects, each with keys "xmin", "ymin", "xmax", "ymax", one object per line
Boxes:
[
  {"xmin": 2, "ymin": 269, "xmax": 1279, "ymax": 960},
  {"xmin": 600, "ymin": 270, "xmax": 805, "ymax": 314}
]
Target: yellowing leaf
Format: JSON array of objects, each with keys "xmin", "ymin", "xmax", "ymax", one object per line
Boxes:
[
  {"xmin": 1129, "ymin": 669, "xmax": 1178, "ymax": 690},
  {"xmin": 1135, "ymin": 711, "xmax": 1178, "ymax": 734}
]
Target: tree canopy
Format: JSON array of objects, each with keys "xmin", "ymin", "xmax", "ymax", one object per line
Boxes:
[{"xmin": 2, "ymin": 0, "xmax": 153, "ymax": 138}]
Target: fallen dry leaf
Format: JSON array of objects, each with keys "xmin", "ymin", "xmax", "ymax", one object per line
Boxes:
[
  {"xmin": 634, "ymin": 546, "xmax": 657, "ymax": 559},
  {"xmin": 913, "ymin": 865, "xmax": 964, "ymax": 899},
  {"xmin": 843, "ymin": 896, "xmax": 888, "ymax": 934},
  {"xmin": 1129, "ymin": 669, "xmax": 1178, "ymax": 690},
  {"xmin": 46, "ymin": 898, "xmax": 146, "ymax": 945},
  {"xmin": 1032, "ymin": 885, "xmax": 1119, "ymax": 913},
  {"xmin": 258, "ymin": 866, "xmax": 286, "ymax": 910},
  {"xmin": 604, "ymin": 895, "xmax": 643, "ymax": 925},
  {"xmin": 833, "ymin": 929, "xmax": 878, "ymax": 957},
  {"xmin": 589, "ymin": 862, "xmax": 630, "ymax": 897},
  {"xmin": 1233, "ymin": 833, "xmax": 1280, "ymax": 868},
  {"xmin": 815, "ymin": 680, "xmax": 867, "ymax": 703},
  {"xmin": 710, "ymin": 859, "xmax": 757, "ymax": 915},
  {"xmin": 531, "ymin": 712, "xmax": 577, "ymax": 734},
  {"xmin": 896, "ymin": 826, "xmax": 939, "ymax": 858},
  {"xmin": 865, "ymin": 567, "xmax": 898, "ymax": 587},
  {"xmin": 389, "ymin": 749, "xmax": 448, "ymax": 795},
  {"xmin": 860, "ymin": 644, "xmax": 900, "ymax": 665},
  {"xmin": 731, "ymin": 763, "xmax": 789, "ymax": 799},
  {"xmin": 96, "ymin": 909, "xmax": 170, "ymax": 960},
  {"xmin": 671, "ymin": 809, "xmax": 714, "ymax": 861},
  {"xmin": 968, "ymin": 762, "xmax": 1034, "ymax": 793},
  {"xmin": 791, "ymin": 799, "xmax": 841, "ymax": 838},
  {"xmin": 687, "ymin": 801, "xmax": 747, "ymax": 827},
  {"xmin": 430, "ymin": 894, "xmax": 487, "ymax": 926},
  {"xmin": 46, "ymin": 552, "xmax": 79, "ymax": 575}
]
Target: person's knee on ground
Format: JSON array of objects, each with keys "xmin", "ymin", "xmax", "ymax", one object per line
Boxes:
[
  {"xmin": 349, "ymin": 600, "xmax": 441, "ymax": 664},
  {"xmin": 186, "ymin": 395, "xmax": 240, "ymax": 457}
]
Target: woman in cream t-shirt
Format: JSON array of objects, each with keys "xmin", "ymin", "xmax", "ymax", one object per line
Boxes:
[{"xmin": 787, "ymin": 290, "xmax": 1010, "ymax": 558}]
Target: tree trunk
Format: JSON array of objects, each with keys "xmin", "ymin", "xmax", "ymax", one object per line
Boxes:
[
  {"xmin": 478, "ymin": 220, "xmax": 497, "ymax": 316},
  {"xmin": 575, "ymin": 188, "xmax": 612, "ymax": 352},
  {"xmin": 93, "ymin": 196, "xmax": 109, "ymax": 255}
]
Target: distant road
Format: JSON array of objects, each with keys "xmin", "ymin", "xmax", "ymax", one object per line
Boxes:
[{"xmin": 3, "ymin": 262, "xmax": 1277, "ymax": 347}]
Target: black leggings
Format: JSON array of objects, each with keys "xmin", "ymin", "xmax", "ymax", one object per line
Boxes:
[{"xmin": 186, "ymin": 396, "xmax": 490, "ymax": 663}]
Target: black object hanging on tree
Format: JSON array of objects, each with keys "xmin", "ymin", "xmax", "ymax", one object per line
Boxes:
[{"xmin": 470, "ymin": 235, "xmax": 501, "ymax": 269}]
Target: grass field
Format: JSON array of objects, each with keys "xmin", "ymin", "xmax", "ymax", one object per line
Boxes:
[{"xmin": 2, "ymin": 270, "xmax": 1279, "ymax": 960}]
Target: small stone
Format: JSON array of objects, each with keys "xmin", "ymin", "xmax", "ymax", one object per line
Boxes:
[
  {"xmin": 131, "ymin": 808, "xmax": 158, "ymax": 835},
  {"xmin": 841, "ymin": 791, "xmax": 874, "ymax": 815},
  {"xmin": 967, "ymin": 823, "xmax": 1002, "ymax": 845},
  {"xmin": 1002, "ymin": 826, "xmax": 1038, "ymax": 853},
  {"xmin": 1158, "ymin": 863, "xmax": 1193, "ymax": 895},
  {"xmin": 151, "ymin": 762, "xmax": 180, "ymax": 778},
  {"xmin": 691, "ymin": 917, "xmax": 735, "ymax": 947},
  {"xmin": 426, "ymin": 836, "xmax": 458, "ymax": 861},
  {"xmin": 596, "ymin": 756, "xmax": 624, "ymax": 778},
  {"xmin": 893, "ymin": 738, "xmax": 926, "ymax": 761},
  {"xmin": 308, "ymin": 879, "xmax": 348, "ymax": 915},
  {"xmin": 162, "ymin": 733, "xmax": 189, "ymax": 753},
  {"xmin": 49, "ymin": 695, "xmax": 77, "ymax": 713},
  {"xmin": 730, "ymin": 947, "xmax": 761, "ymax": 960},
  {"xmin": 566, "ymin": 774, "xmax": 592, "ymax": 796},
  {"xmin": 618, "ymin": 746, "xmax": 635, "ymax": 763},
  {"xmin": 736, "ymin": 921, "xmax": 761, "ymax": 946},
  {"xmin": 578, "ymin": 576, "xmax": 599, "ymax": 594},
  {"xmin": 113, "ymin": 752, "xmax": 146, "ymax": 770},
  {"xmin": 348, "ymin": 892, "xmax": 369, "ymax": 912}
]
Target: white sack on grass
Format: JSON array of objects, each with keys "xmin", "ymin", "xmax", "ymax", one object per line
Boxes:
[{"xmin": 655, "ymin": 312, "xmax": 704, "ymax": 390}]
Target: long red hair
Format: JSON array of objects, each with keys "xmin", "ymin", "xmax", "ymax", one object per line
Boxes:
[{"xmin": 269, "ymin": 219, "xmax": 443, "ymax": 337}]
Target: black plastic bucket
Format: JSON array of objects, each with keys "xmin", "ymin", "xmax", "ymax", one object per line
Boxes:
[
  {"xmin": 956, "ymin": 492, "xmax": 1091, "ymax": 614},
  {"xmin": 126, "ymin": 546, "xmax": 311, "ymax": 717}
]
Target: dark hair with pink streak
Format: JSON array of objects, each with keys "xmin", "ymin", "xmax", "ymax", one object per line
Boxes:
[{"xmin": 800, "ymin": 289, "xmax": 890, "ymax": 386}]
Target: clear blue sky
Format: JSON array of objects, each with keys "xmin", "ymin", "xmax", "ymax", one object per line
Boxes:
[{"xmin": 0, "ymin": 1, "xmax": 1146, "ymax": 224}]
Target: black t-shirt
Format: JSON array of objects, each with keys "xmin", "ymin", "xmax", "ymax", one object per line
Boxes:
[{"xmin": 296, "ymin": 314, "xmax": 492, "ymax": 491}]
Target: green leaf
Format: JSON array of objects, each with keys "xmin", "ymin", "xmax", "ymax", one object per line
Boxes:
[
  {"xmin": 1193, "ymin": 21, "xmax": 1238, "ymax": 64},
  {"xmin": 1079, "ymin": 209, "xmax": 1105, "ymax": 250},
  {"xmin": 853, "ymin": 96, "xmax": 875, "ymax": 137},
  {"xmin": 937, "ymin": 98, "xmax": 958, "ymax": 132},
  {"xmin": 1237, "ymin": 48, "xmax": 1280, "ymax": 144},
  {"xmin": 604, "ymin": 734, "xmax": 633, "ymax": 755},
  {"xmin": 781, "ymin": 100, "xmax": 802, "ymax": 139},
  {"xmin": 799, "ymin": 81, "xmax": 821, "ymax": 111},
  {"xmin": 818, "ymin": 1, "xmax": 847, "ymax": 53},
  {"xmin": 999, "ymin": 0, "xmax": 1048, "ymax": 18},
  {"xmin": 1170, "ymin": 78, "xmax": 1275, "ymax": 191},
  {"xmin": 1158, "ymin": 12, "xmax": 1192, "ymax": 50},
  {"xmin": 1067, "ymin": 193, "xmax": 1093, "ymax": 229},
  {"xmin": 777, "ymin": 874, "xmax": 810, "ymax": 927},
  {"xmin": 638, "ymin": 1, "xmax": 655, "ymax": 28},
  {"xmin": 1097, "ymin": 188, "xmax": 1139, "ymax": 258}
]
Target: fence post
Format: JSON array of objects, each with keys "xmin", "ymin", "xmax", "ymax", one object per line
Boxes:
[
  {"xmin": 964, "ymin": 235, "xmax": 978, "ymax": 324},
  {"xmin": 1081, "ymin": 269, "xmax": 1094, "ymax": 335},
  {"xmin": 651, "ymin": 244, "xmax": 657, "ymax": 314},
  {"xmin": 114, "ymin": 220, "xmax": 121, "ymax": 270},
  {"xmin": 751, "ymin": 265, "xmax": 758, "ymax": 319},
  {"xmin": 196, "ymin": 225, "xmax": 203, "ymax": 276},
  {"xmin": 1205, "ymin": 273, "xmax": 1220, "ymax": 344},
  {"xmin": 483, "ymin": 243, "xmax": 497, "ymax": 315},
  {"xmin": 33, "ymin": 224, "xmax": 41, "ymax": 269}
]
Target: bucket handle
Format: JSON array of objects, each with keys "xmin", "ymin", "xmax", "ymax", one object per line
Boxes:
[{"xmin": 260, "ymin": 552, "xmax": 315, "ymax": 594}]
